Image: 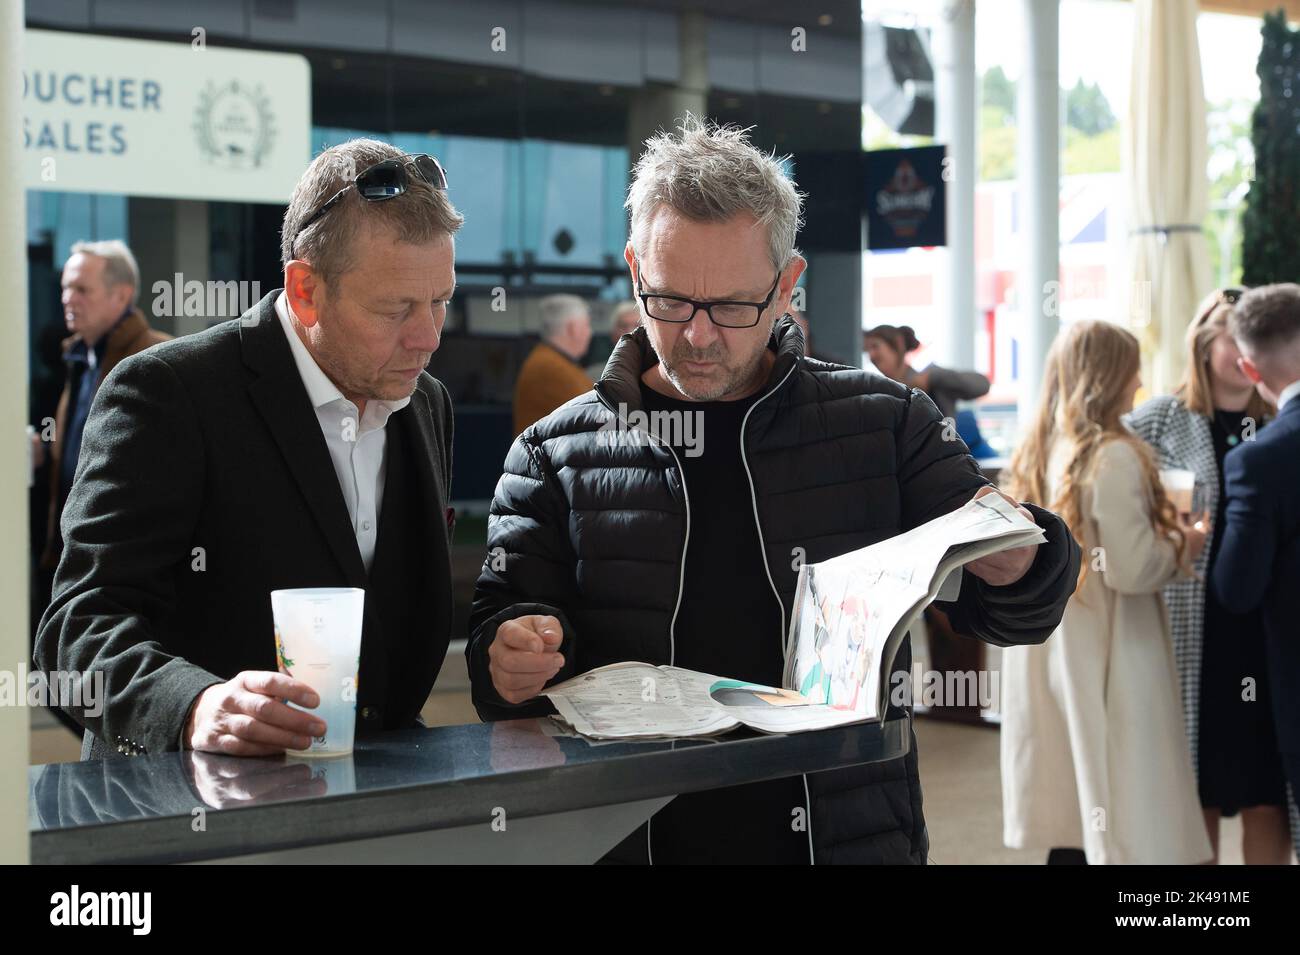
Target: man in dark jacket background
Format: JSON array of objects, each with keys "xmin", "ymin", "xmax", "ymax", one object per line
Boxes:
[
  {"xmin": 468, "ymin": 116, "xmax": 1080, "ymax": 864},
  {"xmin": 1213, "ymin": 283, "xmax": 1300, "ymax": 849}
]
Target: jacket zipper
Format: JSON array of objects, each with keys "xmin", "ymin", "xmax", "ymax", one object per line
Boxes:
[
  {"xmin": 737, "ymin": 362, "xmax": 815, "ymax": 865},
  {"xmin": 597, "ymin": 359, "xmax": 804, "ymax": 864},
  {"xmin": 595, "ymin": 389, "xmax": 691, "ymax": 867},
  {"xmin": 738, "ymin": 361, "xmax": 797, "ymax": 659},
  {"xmin": 594, "ymin": 390, "xmax": 692, "ymax": 668}
]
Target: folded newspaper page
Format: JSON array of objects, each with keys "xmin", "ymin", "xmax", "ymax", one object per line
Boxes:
[
  {"xmin": 545, "ymin": 663, "xmax": 867, "ymax": 740},
  {"xmin": 544, "ymin": 493, "xmax": 1046, "ymax": 740}
]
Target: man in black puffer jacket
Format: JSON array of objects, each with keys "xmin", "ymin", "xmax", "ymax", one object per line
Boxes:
[{"xmin": 468, "ymin": 117, "xmax": 1080, "ymax": 864}]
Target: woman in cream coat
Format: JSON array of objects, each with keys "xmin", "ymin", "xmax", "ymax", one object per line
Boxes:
[{"xmin": 1000, "ymin": 320, "xmax": 1212, "ymax": 864}]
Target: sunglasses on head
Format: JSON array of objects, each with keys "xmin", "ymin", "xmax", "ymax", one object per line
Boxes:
[
  {"xmin": 1195, "ymin": 286, "xmax": 1245, "ymax": 329},
  {"xmin": 290, "ymin": 153, "xmax": 448, "ymax": 258}
]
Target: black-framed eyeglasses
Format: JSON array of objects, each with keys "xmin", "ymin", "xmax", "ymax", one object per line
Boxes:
[
  {"xmin": 290, "ymin": 153, "xmax": 449, "ymax": 258},
  {"xmin": 635, "ymin": 268, "xmax": 782, "ymax": 329}
]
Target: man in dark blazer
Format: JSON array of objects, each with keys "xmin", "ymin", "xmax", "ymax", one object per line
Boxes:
[
  {"xmin": 36, "ymin": 139, "xmax": 463, "ymax": 759},
  {"xmin": 1214, "ymin": 283, "xmax": 1300, "ymax": 826}
]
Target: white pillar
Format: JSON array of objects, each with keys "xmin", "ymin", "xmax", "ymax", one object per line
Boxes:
[
  {"xmin": 1, "ymin": 1, "xmax": 32, "ymax": 864},
  {"xmin": 1016, "ymin": 0, "xmax": 1059, "ymax": 420},
  {"xmin": 934, "ymin": 0, "xmax": 977, "ymax": 370}
]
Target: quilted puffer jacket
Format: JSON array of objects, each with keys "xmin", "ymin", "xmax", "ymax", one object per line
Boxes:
[{"xmin": 468, "ymin": 316, "xmax": 1080, "ymax": 864}]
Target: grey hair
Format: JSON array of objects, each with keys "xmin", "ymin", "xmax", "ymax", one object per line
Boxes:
[
  {"xmin": 537, "ymin": 294, "xmax": 589, "ymax": 340},
  {"xmin": 281, "ymin": 137, "xmax": 464, "ymax": 283},
  {"xmin": 69, "ymin": 239, "xmax": 139, "ymax": 306},
  {"xmin": 609, "ymin": 299, "xmax": 641, "ymax": 326},
  {"xmin": 625, "ymin": 114, "xmax": 805, "ymax": 271}
]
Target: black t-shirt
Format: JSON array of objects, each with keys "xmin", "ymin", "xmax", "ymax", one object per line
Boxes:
[{"xmin": 636, "ymin": 381, "xmax": 809, "ymax": 864}]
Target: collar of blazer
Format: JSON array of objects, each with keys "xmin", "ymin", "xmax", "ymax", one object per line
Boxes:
[
  {"xmin": 1276, "ymin": 392, "xmax": 1300, "ymax": 424},
  {"xmin": 1277, "ymin": 381, "xmax": 1300, "ymax": 417},
  {"xmin": 237, "ymin": 290, "xmax": 449, "ymax": 588},
  {"xmin": 594, "ymin": 311, "xmax": 806, "ymax": 415},
  {"xmin": 101, "ymin": 309, "xmax": 153, "ymax": 368}
]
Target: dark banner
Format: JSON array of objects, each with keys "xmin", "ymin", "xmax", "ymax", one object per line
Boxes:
[{"xmin": 865, "ymin": 145, "xmax": 947, "ymax": 250}]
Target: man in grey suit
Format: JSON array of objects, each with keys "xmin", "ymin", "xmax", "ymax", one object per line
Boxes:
[{"xmin": 36, "ymin": 139, "xmax": 464, "ymax": 759}]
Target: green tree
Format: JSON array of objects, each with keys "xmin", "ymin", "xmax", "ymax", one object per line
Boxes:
[
  {"xmin": 983, "ymin": 65, "xmax": 1016, "ymax": 116},
  {"xmin": 980, "ymin": 67, "xmax": 1017, "ymax": 180},
  {"xmin": 1205, "ymin": 97, "xmax": 1254, "ymax": 286},
  {"xmin": 1062, "ymin": 126, "xmax": 1121, "ymax": 174},
  {"xmin": 1065, "ymin": 79, "xmax": 1117, "ymax": 137},
  {"xmin": 1242, "ymin": 9, "xmax": 1300, "ymax": 284},
  {"xmin": 976, "ymin": 68, "xmax": 1120, "ymax": 180}
]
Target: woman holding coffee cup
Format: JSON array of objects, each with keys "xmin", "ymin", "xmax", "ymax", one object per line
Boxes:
[{"xmin": 1127, "ymin": 287, "xmax": 1291, "ymax": 864}]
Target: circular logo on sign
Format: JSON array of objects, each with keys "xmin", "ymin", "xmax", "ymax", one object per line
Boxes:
[{"xmin": 193, "ymin": 80, "xmax": 276, "ymax": 170}]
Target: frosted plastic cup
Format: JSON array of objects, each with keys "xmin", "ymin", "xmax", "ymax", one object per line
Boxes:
[
  {"xmin": 1158, "ymin": 468, "xmax": 1195, "ymax": 514},
  {"xmin": 271, "ymin": 588, "xmax": 364, "ymax": 758}
]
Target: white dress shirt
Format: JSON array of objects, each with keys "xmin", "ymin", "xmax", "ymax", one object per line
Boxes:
[
  {"xmin": 1276, "ymin": 379, "xmax": 1300, "ymax": 412},
  {"xmin": 275, "ymin": 292, "xmax": 410, "ymax": 573}
]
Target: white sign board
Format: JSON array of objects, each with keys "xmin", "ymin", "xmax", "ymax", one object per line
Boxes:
[{"xmin": 22, "ymin": 29, "xmax": 310, "ymax": 203}]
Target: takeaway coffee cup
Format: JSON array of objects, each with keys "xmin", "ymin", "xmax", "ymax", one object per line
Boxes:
[{"xmin": 1158, "ymin": 468, "xmax": 1196, "ymax": 515}]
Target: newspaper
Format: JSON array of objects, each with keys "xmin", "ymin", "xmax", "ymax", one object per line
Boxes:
[{"xmin": 544, "ymin": 493, "xmax": 1046, "ymax": 740}]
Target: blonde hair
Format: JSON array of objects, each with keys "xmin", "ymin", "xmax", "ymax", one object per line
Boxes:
[
  {"xmin": 1006, "ymin": 320, "xmax": 1189, "ymax": 591},
  {"xmin": 1176, "ymin": 288, "xmax": 1271, "ymax": 421}
]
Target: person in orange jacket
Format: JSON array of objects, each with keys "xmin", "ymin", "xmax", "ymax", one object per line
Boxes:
[{"xmin": 513, "ymin": 294, "xmax": 593, "ymax": 435}]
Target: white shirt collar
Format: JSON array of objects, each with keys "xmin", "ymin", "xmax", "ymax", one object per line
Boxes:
[
  {"xmin": 1277, "ymin": 379, "xmax": 1300, "ymax": 412},
  {"xmin": 274, "ymin": 291, "xmax": 411, "ymax": 416}
]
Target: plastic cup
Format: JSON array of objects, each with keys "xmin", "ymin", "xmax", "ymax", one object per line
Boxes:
[
  {"xmin": 1158, "ymin": 468, "xmax": 1195, "ymax": 514},
  {"xmin": 270, "ymin": 588, "xmax": 365, "ymax": 758}
]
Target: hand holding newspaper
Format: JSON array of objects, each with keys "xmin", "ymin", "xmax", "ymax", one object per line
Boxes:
[{"xmin": 543, "ymin": 493, "xmax": 1046, "ymax": 739}]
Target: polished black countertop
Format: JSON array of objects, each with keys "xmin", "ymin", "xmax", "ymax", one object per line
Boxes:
[{"xmin": 29, "ymin": 717, "xmax": 910, "ymax": 864}]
